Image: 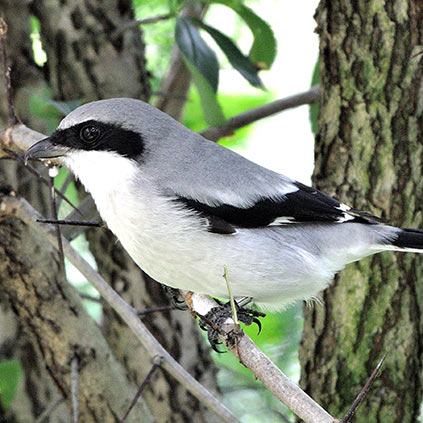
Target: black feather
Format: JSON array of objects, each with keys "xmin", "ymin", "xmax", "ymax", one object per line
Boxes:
[
  {"xmin": 392, "ymin": 228, "xmax": 423, "ymax": 250},
  {"xmin": 176, "ymin": 182, "xmax": 381, "ymax": 229}
]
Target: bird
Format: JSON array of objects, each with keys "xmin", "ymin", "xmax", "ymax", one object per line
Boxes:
[{"xmin": 24, "ymin": 97, "xmax": 423, "ymax": 311}]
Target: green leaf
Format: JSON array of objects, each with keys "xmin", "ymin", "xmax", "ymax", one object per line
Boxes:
[
  {"xmin": 0, "ymin": 360, "xmax": 22, "ymax": 409},
  {"xmin": 190, "ymin": 18, "xmax": 264, "ymax": 89},
  {"xmin": 175, "ymin": 17, "xmax": 220, "ymax": 92},
  {"xmin": 183, "ymin": 58, "xmax": 226, "ymax": 125},
  {"xmin": 309, "ymin": 57, "xmax": 320, "ymax": 134},
  {"xmin": 202, "ymin": 0, "xmax": 276, "ymax": 69},
  {"xmin": 175, "ymin": 17, "xmax": 225, "ymax": 125}
]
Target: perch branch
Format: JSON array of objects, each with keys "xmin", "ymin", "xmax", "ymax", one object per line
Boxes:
[
  {"xmin": 0, "ymin": 195, "xmax": 238, "ymax": 423},
  {"xmin": 200, "ymin": 85, "xmax": 320, "ymax": 142},
  {"xmin": 184, "ymin": 292, "xmax": 336, "ymax": 423}
]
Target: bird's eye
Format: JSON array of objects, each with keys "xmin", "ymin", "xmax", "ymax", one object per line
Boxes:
[{"xmin": 80, "ymin": 125, "xmax": 101, "ymax": 143}]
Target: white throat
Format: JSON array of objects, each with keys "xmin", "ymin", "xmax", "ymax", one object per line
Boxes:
[{"xmin": 63, "ymin": 150, "xmax": 139, "ymax": 198}]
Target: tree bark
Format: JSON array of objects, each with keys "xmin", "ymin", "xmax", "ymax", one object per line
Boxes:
[
  {"xmin": 31, "ymin": 0, "xmax": 151, "ymax": 101},
  {"xmin": 299, "ymin": 1, "xmax": 423, "ymax": 421},
  {"xmin": 0, "ymin": 204, "xmax": 153, "ymax": 422},
  {"xmin": 0, "ymin": 2, "xmax": 70, "ymax": 421}
]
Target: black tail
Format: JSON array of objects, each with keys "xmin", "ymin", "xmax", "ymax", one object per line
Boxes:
[{"xmin": 391, "ymin": 228, "xmax": 423, "ymax": 251}]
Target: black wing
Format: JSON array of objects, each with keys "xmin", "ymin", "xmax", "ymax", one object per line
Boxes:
[{"xmin": 176, "ymin": 181, "xmax": 382, "ymax": 234}]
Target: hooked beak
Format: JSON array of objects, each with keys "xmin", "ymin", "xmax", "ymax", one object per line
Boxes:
[{"xmin": 24, "ymin": 137, "xmax": 69, "ymax": 165}]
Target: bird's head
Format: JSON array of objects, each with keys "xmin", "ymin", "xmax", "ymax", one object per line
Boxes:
[{"xmin": 24, "ymin": 98, "xmax": 179, "ymax": 166}]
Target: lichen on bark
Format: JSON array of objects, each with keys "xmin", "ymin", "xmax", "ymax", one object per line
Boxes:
[{"xmin": 300, "ymin": 1, "xmax": 423, "ymax": 421}]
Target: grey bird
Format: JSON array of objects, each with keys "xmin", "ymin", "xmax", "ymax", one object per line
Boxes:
[{"xmin": 24, "ymin": 98, "xmax": 423, "ymax": 311}]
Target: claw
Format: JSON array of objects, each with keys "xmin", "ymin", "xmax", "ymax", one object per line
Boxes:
[
  {"xmin": 162, "ymin": 286, "xmax": 188, "ymax": 310},
  {"xmin": 208, "ymin": 331, "xmax": 226, "ymax": 353},
  {"xmin": 252, "ymin": 317, "xmax": 262, "ymax": 335}
]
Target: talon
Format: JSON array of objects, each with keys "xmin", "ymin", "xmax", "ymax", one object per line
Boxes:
[
  {"xmin": 208, "ymin": 331, "xmax": 226, "ymax": 353},
  {"xmin": 252, "ymin": 317, "xmax": 262, "ymax": 335}
]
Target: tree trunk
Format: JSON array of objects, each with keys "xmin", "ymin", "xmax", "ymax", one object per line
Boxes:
[
  {"xmin": 0, "ymin": 2, "xmax": 71, "ymax": 421},
  {"xmin": 299, "ymin": 1, "xmax": 423, "ymax": 421}
]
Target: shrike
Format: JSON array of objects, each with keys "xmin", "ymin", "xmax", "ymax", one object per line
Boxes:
[{"xmin": 25, "ymin": 98, "xmax": 423, "ymax": 310}]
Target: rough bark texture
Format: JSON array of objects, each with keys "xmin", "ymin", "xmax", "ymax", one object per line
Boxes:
[
  {"xmin": 0, "ymin": 209, "xmax": 153, "ymax": 422},
  {"xmin": 299, "ymin": 1, "xmax": 423, "ymax": 422},
  {"xmin": 0, "ymin": 2, "xmax": 69, "ymax": 421},
  {"xmin": 31, "ymin": 0, "xmax": 151, "ymax": 101}
]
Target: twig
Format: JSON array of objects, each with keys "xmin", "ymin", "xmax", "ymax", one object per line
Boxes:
[
  {"xmin": 60, "ymin": 196, "xmax": 100, "ymax": 241},
  {"xmin": 339, "ymin": 353, "xmax": 388, "ymax": 423},
  {"xmin": 1, "ymin": 196, "xmax": 238, "ymax": 423},
  {"xmin": 200, "ymin": 85, "xmax": 320, "ymax": 142},
  {"xmin": 56, "ymin": 172, "xmax": 75, "ymax": 208},
  {"xmin": 112, "ymin": 14, "xmax": 171, "ymax": 39},
  {"xmin": 223, "ymin": 265, "xmax": 239, "ymax": 328},
  {"xmin": 11, "ymin": 151, "xmax": 83, "ymax": 215},
  {"xmin": 0, "ymin": 18, "xmax": 17, "ymax": 126},
  {"xmin": 136, "ymin": 305, "xmax": 177, "ymax": 315},
  {"xmin": 79, "ymin": 293, "xmax": 101, "ymax": 303},
  {"xmin": 184, "ymin": 292, "xmax": 335, "ymax": 423},
  {"xmin": 71, "ymin": 356, "xmax": 79, "ymax": 423},
  {"xmin": 37, "ymin": 218, "xmax": 102, "ymax": 228},
  {"xmin": 48, "ymin": 173, "xmax": 65, "ymax": 268},
  {"xmin": 121, "ymin": 356, "xmax": 162, "ymax": 422}
]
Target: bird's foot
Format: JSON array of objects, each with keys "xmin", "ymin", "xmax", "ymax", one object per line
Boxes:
[
  {"xmin": 198, "ymin": 300, "xmax": 266, "ymax": 353},
  {"xmin": 161, "ymin": 286, "xmax": 188, "ymax": 310}
]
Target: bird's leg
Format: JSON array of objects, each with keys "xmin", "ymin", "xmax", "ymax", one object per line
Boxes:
[{"xmin": 161, "ymin": 285, "xmax": 188, "ymax": 310}]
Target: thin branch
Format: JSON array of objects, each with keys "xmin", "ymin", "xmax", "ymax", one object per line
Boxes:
[
  {"xmin": 183, "ymin": 292, "xmax": 336, "ymax": 423},
  {"xmin": 79, "ymin": 293, "xmax": 101, "ymax": 303},
  {"xmin": 0, "ymin": 18, "xmax": 17, "ymax": 126},
  {"xmin": 48, "ymin": 174, "xmax": 65, "ymax": 268},
  {"xmin": 136, "ymin": 305, "xmax": 177, "ymax": 315},
  {"xmin": 60, "ymin": 195, "xmax": 100, "ymax": 241},
  {"xmin": 200, "ymin": 85, "xmax": 320, "ymax": 142},
  {"xmin": 37, "ymin": 218, "xmax": 103, "ymax": 228},
  {"xmin": 56, "ymin": 172, "xmax": 75, "ymax": 208},
  {"xmin": 121, "ymin": 356, "xmax": 162, "ymax": 422},
  {"xmin": 339, "ymin": 353, "xmax": 388, "ymax": 423},
  {"xmin": 1, "ymin": 195, "xmax": 238, "ymax": 423},
  {"xmin": 11, "ymin": 150, "xmax": 83, "ymax": 215},
  {"xmin": 70, "ymin": 356, "xmax": 79, "ymax": 423},
  {"xmin": 112, "ymin": 14, "xmax": 171, "ymax": 39}
]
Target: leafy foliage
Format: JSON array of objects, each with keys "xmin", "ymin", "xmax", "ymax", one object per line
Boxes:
[
  {"xmin": 190, "ymin": 18, "xmax": 264, "ymax": 88},
  {"xmin": 0, "ymin": 361, "xmax": 22, "ymax": 409},
  {"xmin": 204, "ymin": 0, "xmax": 276, "ymax": 69},
  {"xmin": 176, "ymin": 17, "xmax": 226, "ymax": 125},
  {"xmin": 174, "ymin": 0, "xmax": 276, "ymax": 124}
]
